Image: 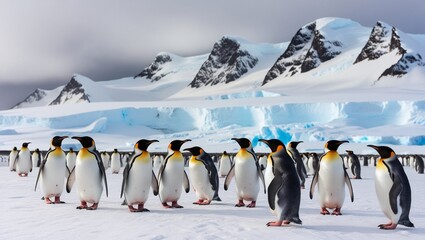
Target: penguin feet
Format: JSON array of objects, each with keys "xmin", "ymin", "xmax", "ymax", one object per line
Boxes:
[
  {"xmin": 162, "ymin": 202, "xmax": 172, "ymax": 208},
  {"xmin": 378, "ymin": 222, "xmax": 397, "ymax": 230},
  {"xmin": 193, "ymin": 199, "xmax": 204, "ymax": 205},
  {"xmin": 54, "ymin": 196, "xmax": 65, "ymax": 204},
  {"xmin": 246, "ymin": 201, "xmax": 256, "ymax": 208},
  {"xmin": 86, "ymin": 203, "xmax": 98, "ymax": 210},
  {"xmin": 266, "ymin": 220, "xmax": 290, "ymax": 227},
  {"xmin": 331, "ymin": 208, "xmax": 342, "ymax": 216},
  {"xmin": 235, "ymin": 200, "xmax": 245, "ymax": 207},
  {"xmin": 76, "ymin": 201, "xmax": 88, "ymax": 210},
  {"xmin": 45, "ymin": 197, "xmax": 53, "ymax": 204},
  {"xmin": 171, "ymin": 201, "xmax": 183, "ymax": 208},
  {"xmin": 320, "ymin": 208, "xmax": 330, "ymax": 215}
]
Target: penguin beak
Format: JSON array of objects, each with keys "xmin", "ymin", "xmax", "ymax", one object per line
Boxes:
[
  {"xmin": 258, "ymin": 139, "xmax": 268, "ymax": 145},
  {"xmin": 183, "ymin": 139, "xmax": 191, "ymax": 143}
]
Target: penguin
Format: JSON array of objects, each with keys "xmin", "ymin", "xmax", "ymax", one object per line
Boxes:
[
  {"xmin": 310, "ymin": 140, "xmax": 354, "ymax": 215},
  {"xmin": 16, "ymin": 142, "xmax": 32, "ymax": 177},
  {"xmin": 258, "ymin": 155, "xmax": 268, "ymax": 171},
  {"xmin": 121, "ymin": 139, "xmax": 159, "ymax": 212},
  {"xmin": 259, "ymin": 139, "xmax": 302, "ymax": 226},
  {"xmin": 224, "ymin": 138, "xmax": 266, "ymax": 208},
  {"xmin": 264, "ymin": 152, "xmax": 275, "ymax": 189},
  {"xmin": 65, "ymin": 147, "xmax": 77, "ymax": 186},
  {"xmin": 101, "ymin": 151, "xmax": 110, "ymax": 170},
  {"xmin": 363, "ymin": 155, "xmax": 369, "ymax": 166},
  {"xmin": 367, "ymin": 145, "xmax": 414, "ymax": 229},
  {"xmin": 67, "ymin": 136, "xmax": 108, "ymax": 210},
  {"xmin": 287, "ymin": 141, "xmax": 307, "ymax": 189},
  {"xmin": 152, "ymin": 155, "xmax": 162, "ymax": 175},
  {"xmin": 8, "ymin": 146, "xmax": 18, "ymax": 172},
  {"xmin": 415, "ymin": 155, "xmax": 424, "ymax": 174},
  {"xmin": 346, "ymin": 150, "xmax": 361, "ymax": 179},
  {"xmin": 32, "ymin": 148, "xmax": 42, "ymax": 168},
  {"xmin": 158, "ymin": 139, "xmax": 191, "ymax": 208},
  {"xmin": 310, "ymin": 152, "xmax": 320, "ymax": 174},
  {"xmin": 34, "ymin": 136, "xmax": 68, "ymax": 204},
  {"xmin": 110, "ymin": 149, "xmax": 121, "ymax": 174},
  {"xmin": 184, "ymin": 146, "xmax": 221, "ymax": 205},
  {"xmin": 218, "ymin": 151, "xmax": 232, "ymax": 177}
]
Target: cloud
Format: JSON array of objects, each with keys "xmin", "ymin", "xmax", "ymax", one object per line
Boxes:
[{"xmin": 0, "ymin": 0, "xmax": 424, "ymax": 109}]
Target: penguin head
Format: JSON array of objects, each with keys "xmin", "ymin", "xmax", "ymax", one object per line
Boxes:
[
  {"xmin": 51, "ymin": 136, "xmax": 68, "ymax": 148},
  {"xmin": 35, "ymin": 148, "xmax": 40, "ymax": 153},
  {"xmin": 223, "ymin": 150, "xmax": 228, "ymax": 155},
  {"xmin": 113, "ymin": 149, "xmax": 118, "ymax": 153},
  {"xmin": 345, "ymin": 150, "xmax": 353, "ymax": 154},
  {"xmin": 168, "ymin": 139, "xmax": 191, "ymax": 151},
  {"xmin": 324, "ymin": 140, "xmax": 348, "ymax": 151},
  {"xmin": 367, "ymin": 145, "xmax": 395, "ymax": 159},
  {"xmin": 184, "ymin": 146, "xmax": 203, "ymax": 157},
  {"xmin": 135, "ymin": 139, "xmax": 158, "ymax": 152},
  {"xmin": 232, "ymin": 138, "xmax": 251, "ymax": 149},
  {"xmin": 259, "ymin": 139, "xmax": 286, "ymax": 153},
  {"xmin": 288, "ymin": 141, "xmax": 303, "ymax": 149},
  {"xmin": 72, "ymin": 136, "xmax": 95, "ymax": 150},
  {"xmin": 22, "ymin": 142, "xmax": 31, "ymax": 148},
  {"xmin": 13, "ymin": 146, "xmax": 17, "ymax": 151},
  {"xmin": 69, "ymin": 148, "xmax": 74, "ymax": 152}
]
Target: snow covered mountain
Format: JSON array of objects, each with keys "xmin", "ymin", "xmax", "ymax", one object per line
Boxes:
[{"xmin": 11, "ymin": 17, "xmax": 425, "ymax": 110}]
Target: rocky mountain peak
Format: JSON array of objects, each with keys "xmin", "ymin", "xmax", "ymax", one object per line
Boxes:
[
  {"xmin": 49, "ymin": 75, "xmax": 90, "ymax": 105},
  {"xmin": 189, "ymin": 36, "xmax": 258, "ymax": 88},
  {"xmin": 134, "ymin": 53, "xmax": 173, "ymax": 82},
  {"xmin": 12, "ymin": 88, "xmax": 47, "ymax": 109}
]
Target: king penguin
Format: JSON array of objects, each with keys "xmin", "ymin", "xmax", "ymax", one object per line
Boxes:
[
  {"xmin": 32, "ymin": 148, "xmax": 42, "ymax": 168},
  {"xmin": 35, "ymin": 136, "xmax": 68, "ymax": 204},
  {"xmin": 101, "ymin": 151, "xmax": 110, "ymax": 170},
  {"xmin": 310, "ymin": 140, "xmax": 354, "ymax": 215},
  {"xmin": 67, "ymin": 136, "xmax": 108, "ymax": 210},
  {"xmin": 287, "ymin": 141, "xmax": 308, "ymax": 189},
  {"xmin": 8, "ymin": 146, "xmax": 18, "ymax": 172},
  {"xmin": 121, "ymin": 139, "xmax": 159, "ymax": 212},
  {"xmin": 185, "ymin": 146, "xmax": 221, "ymax": 205},
  {"xmin": 16, "ymin": 142, "xmax": 32, "ymax": 177},
  {"xmin": 110, "ymin": 149, "xmax": 121, "ymax": 174},
  {"xmin": 158, "ymin": 139, "xmax": 191, "ymax": 208},
  {"xmin": 218, "ymin": 151, "xmax": 232, "ymax": 177},
  {"xmin": 259, "ymin": 139, "xmax": 302, "ymax": 226},
  {"xmin": 367, "ymin": 145, "xmax": 414, "ymax": 230},
  {"xmin": 264, "ymin": 151, "xmax": 275, "ymax": 189},
  {"xmin": 346, "ymin": 150, "xmax": 361, "ymax": 179},
  {"xmin": 224, "ymin": 138, "xmax": 265, "ymax": 208}
]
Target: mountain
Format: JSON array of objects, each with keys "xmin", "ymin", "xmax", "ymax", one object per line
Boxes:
[
  {"xmin": 354, "ymin": 21, "xmax": 425, "ymax": 80},
  {"xmin": 12, "ymin": 18, "xmax": 425, "ymax": 109},
  {"xmin": 188, "ymin": 36, "xmax": 259, "ymax": 88}
]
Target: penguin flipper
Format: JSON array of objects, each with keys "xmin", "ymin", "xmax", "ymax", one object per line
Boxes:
[
  {"xmin": 120, "ymin": 164, "xmax": 130, "ymax": 198},
  {"xmin": 224, "ymin": 164, "xmax": 235, "ymax": 191},
  {"xmin": 66, "ymin": 168, "xmax": 76, "ymax": 193},
  {"xmin": 34, "ymin": 158, "xmax": 47, "ymax": 191},
  {"xmin": 151, "ymin": 170, "xmax": 159, "ymax": 196},
  {"xmin": 389, "ymin": 177, "xmax": 403, "ymax": 215},
  {"xmin": 94, "ymin": 150, "xmax": 109, "ymax": 197},
  {"xmin": 344, "ymin": 170, "xmax": 354, "ymax": 202},
  {"xmin": 256, "ymin": 158, "xmax": 266, "ymax": 194},
  {"xmin": 183, "ymin": 170, "xmax": 190, "ymax": 193},
  {"xmin": 267, "ymin": 176, "xmax": 283, "ymax": 210},
  {"xmin": 309, "ymin": 170, "xmax": 319, "ymax": 199}
]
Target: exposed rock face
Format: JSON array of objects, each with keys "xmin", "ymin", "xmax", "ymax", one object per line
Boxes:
[
  {"xmin": 189, "ymin": 36, "xmax": 258, "ymax": 88},
  {"xmin": 49, "ymin": 76, "xmax": 90, "ymax": 105},
  {"xmin": 134, "ymin": 53, "xmax": 173, "ymax": 82},
  {"xmin": 354, "ymin": 22, "xmax": 392, "ymax": 63},
  {"xmin": 263, "ymin": 21, "xmax": 342, "ymax": 85},
  {"xmin": 13, "ymin": 89, "xmax": 47, "ymax": 109}
]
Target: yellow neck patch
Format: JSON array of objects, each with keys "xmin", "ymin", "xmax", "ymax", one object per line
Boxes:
[{"xmin": 322, "ymin": 151, "xmax": 339, "ymax": 162}]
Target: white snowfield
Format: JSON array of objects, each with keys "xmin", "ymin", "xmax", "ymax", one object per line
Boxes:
[{"xmin": 0, "ymin": 163, "xmax": 423, "ymax": 239}]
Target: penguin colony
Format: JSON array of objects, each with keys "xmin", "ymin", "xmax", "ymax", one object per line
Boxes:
[{"xmin": 8, "ymin": 136, "xmax": 418, "ymax": 230}]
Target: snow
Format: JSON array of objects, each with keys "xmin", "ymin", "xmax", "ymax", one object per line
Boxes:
[{"xmin": 0, "ymin": 161, "xmax": 424, "ymax": 239}]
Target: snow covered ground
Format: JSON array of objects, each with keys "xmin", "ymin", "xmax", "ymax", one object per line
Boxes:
[{"xmin": 0, "ymin": 161, "xmax": 423, "ymax": 239}]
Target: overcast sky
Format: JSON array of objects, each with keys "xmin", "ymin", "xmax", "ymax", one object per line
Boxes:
[{"xmin": 1, "ymin": 0, "xmax": 424, "ymax": 109}]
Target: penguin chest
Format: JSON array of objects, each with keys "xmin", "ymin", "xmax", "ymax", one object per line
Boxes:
[
  {"xmin": 318, "ymin": 155, "xmax": 345, "ymax": 208},
  {"xmin": 17, "ymin": 150, "xmax": 31, "ymax": 173},
  {"xmin": 9, "ymin": 152, "xmax": 18, "ymax": 170},
  {"xmin": 32, "ymin": 153, "xmax": 40, "ymax": 167},
  {"xmin": 66, "ymin": 154, "xmax": 76, "ymax": 173},
  {"xmin": 189, "ymin": 160, "xmax": 213, "ymax": 200},
  {"xmin": 126, "ymin": 161, "xmax": 152, "ymax": 204},
  {"xmin": 234, "ymin": 154, "xmax": 259, "ymax": 200},
  {"xmin": 375, "ymin": 165, "xmax": 401, "ymax": 222},
  {"xmin": 75, "ymin": 155, "xmax": 103, "ymax": 203},
  {"xmin": 41, "ymin": 151, "xmax": 66, "ymax": 196},
  {"xmin": 264, "ymin": 161, "xmax": 274, "ymax": 189},
  {"xmin": 159, "ymin": 157, "xmax": 184, "ymax": 201},
  {"xmin": 111, "ymin": 154, "xmax": 121, "ymax": 173}
]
